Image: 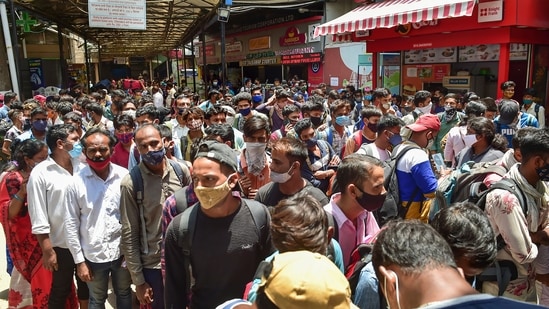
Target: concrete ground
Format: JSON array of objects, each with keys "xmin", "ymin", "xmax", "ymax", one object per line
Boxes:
[{"xmin": 0, "ymin": 228, "xmax": 138, "ymax": 308}]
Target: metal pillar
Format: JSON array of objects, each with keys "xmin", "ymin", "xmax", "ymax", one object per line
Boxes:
[
  {"xmin": 84, "ymin": 38, "xmax": 91, "ymax": 90},
  {"xmin": 0, "ymin": 0, "xmax": 20, "ymax": 94},
  {"xmin": 220, "ymin": 21, "xmax": 226, "ymax": 87},
  {"xmin": 57, "ymin": 24, "xmax": 67, "ymax": 89},
  {"xmin": 190, "ymin": 39, "xmax": 196, "ymax": 93}
]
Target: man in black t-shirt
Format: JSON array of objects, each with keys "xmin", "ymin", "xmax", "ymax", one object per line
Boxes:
[
  {"xmin": 164, "ymin": 141, "xmax": 275, "ymax": 309},
  {"xmin": 255, "ymin": 137, "xmax": 329, "ymax": 207}
]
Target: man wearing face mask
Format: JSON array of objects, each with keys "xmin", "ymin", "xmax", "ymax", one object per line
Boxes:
[
  {"xmin": 239, "ymin": 116, "xmax": 271, "ymax": 199},
  {"xmin": 233, "ymin": 91, "xmax": 269, "ymax": 132},
  {"xmin": 270, "ymin": 104, "xmax": 300, "ymax": 143},
  {"xmin": 431, "ymin": 93, "xmax": 463, "ymax": 155},
  {"xmin": 372, "ymin": 221, "xmax": 541, "ymax": 309},
  {"xmin": 394, "ymin": 114, "xmax": 440, "ymax": 222},
  {"xmin": 181, "ymin": 107, "xmax": 206, "ymax": 161},
  {"xmin": 164, "ymin": 141, "xmax": 275, "ymax": 309},
  {"xmin": 120, "ymin": 124, "xmax": 191, "ymax": 309},
  {"xmin": 317, "ymin": 100, "xmax": 353, "ymax": 157},
  {"xmin": 495, "ymin": 100, "xmax": 538, "ymax": 148},
  {"xmin": 372, "ymin": 88, "xmax": 396, "ymax": 116},
  {"xmin": 199, "ymin": 89, "xmax": 220, "ymax": 113},
  {"xmin": 323, "ymin": 154, "xmax": 382, "ymax": 269},
  {"xmin": 256, "ymin": 90, "xmax": 299, "ymax": 131},
  {"xmin": 64, "ymin": 127, "xmax": 132, "ymax": 309},
  {"xmin": 295, "ymin": 118, "xmax": 340, "ymax": 193},
  {"xmin": 521, "ymin": 88, "xmax": 545, "ymax": 128},
  {"xmin": 343, "ymin": 107, "xmax": 382, "ymax": 158},
  {"xmin": 484, "ymin": 128, "xmax": 549, "ymax": 302},
  {"xmin": 14, "ymin": 107, "xmax": 48, "ymax": 145},
  {"xmin": 357, "ymin": 115, "xmax": 405, "ymax": 161},
  {"xmin": 401, "ymin": 90, "xmax": 431, "ymax": 139},
  {"xmin": 255, "ymin": 137, "xmax": 329, "ymax": 208},
  {"xmin": 454, "ymin": 117, "xmax": 506, "ymax": 168},
  {"xmin": 27, "ymin": 124, "xmax": 89, "ymax": 308}
]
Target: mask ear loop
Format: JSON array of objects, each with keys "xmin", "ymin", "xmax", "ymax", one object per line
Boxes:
[{"xmin": 384, "ymin": 271, "xmax": 402, "ymax": 309}]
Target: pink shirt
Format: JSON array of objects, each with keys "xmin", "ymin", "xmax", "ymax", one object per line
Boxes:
[{"xmin": 324, "ymin": 193, "xmax": 380, "ymax": 268}]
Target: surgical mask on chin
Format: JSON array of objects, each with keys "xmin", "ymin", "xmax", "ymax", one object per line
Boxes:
[
  {"xmin": 384, "ymin": 271, "xmax": 402, "ymax": 309},
  {"xmin": 417, "ymin": 103, "xmax": 432, "ymax": 115},
  {"xmin": 463, "ymin": 134, "xmax": 478, "ymax": 148},
  {"xmin": 194, "ymin": 176, "xmax": 233, "ymax": 209},
  {"xmin": 270, "ymin": 164, "xmax": 294, "ymax": 183}
]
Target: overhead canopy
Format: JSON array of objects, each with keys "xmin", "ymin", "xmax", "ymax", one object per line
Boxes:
[
  {"xmin": 13, "ymin": 0, "xmax": 220, "ymax": 57},
  {"xmin": 314, "ymin": 0, "xmax": 475, "ymax": 37}
]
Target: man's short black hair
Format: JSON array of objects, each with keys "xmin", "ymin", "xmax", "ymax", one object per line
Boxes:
[
  {"xmin": 372, "ymin": 88, "xmax": 390, "ymax": 102},
  {"xmin": 293, "ymin": 118, "xmax": 313, "ymax": 138},
  {"xmin": 205, "ymin": 124, "xmax": 235, "ymax": 149},
  {"xmin": 86, "ymin": 102, "xmax": 104, "ymax": 116},
  {"xmin": 413, "ymin": 90, "xmax": 432, "ymax": 106},
  {"xmin": 46, "ymin": 124, "xmax": 77, "ymax": 151},
  {"xmin": 114, "ymin": 114, "xmax": 135, "ymax": 130},
  {"xmin": 377, "ymin": 114, "xmax": 405, "ymax": 134},
  {"xmin": 135, "ymin": 105, "xmax": 158, "ymax": 120},
  {"xmin": 81, "ymin": 127, "xmax": 116, "ymax": 149}
]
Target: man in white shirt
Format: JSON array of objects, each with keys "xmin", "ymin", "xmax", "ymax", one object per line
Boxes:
[
  {"xmin": 64, "ymin": 127, "xmax": 132, "ymax": 308},
  {"xmin": 27, "ymin": 124, "xmax": 88, "ymax": 308},
  {"xmin": 152, "ymin": 85, "xmax": 164, "ymax": 108}
]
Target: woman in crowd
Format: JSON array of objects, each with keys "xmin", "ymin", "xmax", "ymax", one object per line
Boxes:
[{"xmin": 0, "ymin": 139, "xmax": 78, "ymax": 308}]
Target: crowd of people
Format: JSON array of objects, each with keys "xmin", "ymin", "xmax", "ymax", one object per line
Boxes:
[{"xmin": 0, "ymin": 76, "xmax": 546, "ymax": 309}]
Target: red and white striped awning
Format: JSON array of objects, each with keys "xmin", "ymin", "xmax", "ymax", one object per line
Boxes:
[{"xmin": 314, "ymin": 0, "xmax": 476, "ymax": 37}]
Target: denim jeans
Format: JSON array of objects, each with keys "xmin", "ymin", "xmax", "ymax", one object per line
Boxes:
[{"xmin": 86, "ymin": 257, "xmax": 132, "ymax": 309}]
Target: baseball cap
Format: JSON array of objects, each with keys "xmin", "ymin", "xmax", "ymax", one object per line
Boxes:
[
  {"xmin": 259, "ymin": 251, "xmax": 357, "ymax": 309},
  {"xmin": 194, "ymin": 140, "xmax": 237, "ymax": 172},
  {"xmin": 498, "ymin": 99, "xmax": 520, "ymax": 125},
  {"xmin": 0, "ymin": 93, "xmax": 4, "ymax": 102},
  {"xmin": 363, "ymin": 86, "xmax": 372, "ymax": 92},
  {"xmin": 406, "ymin": 114, "xmax": 441, "ymax": 132}
]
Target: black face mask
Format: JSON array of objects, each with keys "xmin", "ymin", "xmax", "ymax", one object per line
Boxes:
[
  {"xmin": 310, "ymin": 116, "xmax": 322, "ymax": 127},
  {"xmin": 355, "ymin": 187, "xmax": 387, "ymax": 212}
]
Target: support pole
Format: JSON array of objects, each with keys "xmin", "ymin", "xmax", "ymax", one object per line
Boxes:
[
  {"xmin": 220, "ymin": 20, "xmax": 226, "ymax": 87},
  {"xmin": 0, "ymin": 0, "xmax": 20, "ymax": 94},
  {"xmin": 57, "ymin": 24, "xmax": 67, "ymax": 89},
  {"xmin": 84, "ymin": 38, "xmax": 91, "ymax": 90}
]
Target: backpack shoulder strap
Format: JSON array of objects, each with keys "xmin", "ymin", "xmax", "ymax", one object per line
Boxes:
[
  {"xmin": 129, "ymin": 165, "xmax": 149, "ymax": 254},
  {"xmin": 243, "ymin": 199, "xmax": 269, "ymax": 253},
  {"xmin": 535, "ymin": 104, "xmax": 541, "ymax": 122},
  {"xmin": 174, "ymin": 187, "xmax": 188, "ymax": 214},
  {"xmin": 326, "ymin": 127, "xmax": 333, "ymax": 146},
  {"xmin": 168, "ymin": 159, "xmax": 186, "ymax": 186},
  {"xmin": 178, "ymin": 205, "xmax": 199, "ymax": 294},
  {"xmin": 327, "ymin": 213, "xmax": 339, "ymax": 242}
]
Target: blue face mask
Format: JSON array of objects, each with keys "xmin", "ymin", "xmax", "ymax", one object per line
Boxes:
[
  {"xmin": 335, "ymin": 115, "xmax": 351, "ymax": 126},
  {"xmin": 252, "ymin": 95, "xmax": 263, "ymax": 103},
  {"xmin": 365, "ymin": 95, "xmax": 372, "ymax": 101},
  {"xmin": 68, "ymin": 141, "xmax": 83, "ymax": 158},
  {"xmin": 388, "ymin": 132, "xmax": 403, "ymax": 146},
  {"xmin": 141, "ymin": 147, "xmax": 166, "ymax": 166},
  {"xmin": 305, "ymin": 137, "xmax": 317, "ymax": 148},
  {"xmin": 32, "ymin": 119, "xmax": 48, "ymax": 132},
  {"xmin": 239, "ymin": 107, "xmax": 251, "ymax": 116}
]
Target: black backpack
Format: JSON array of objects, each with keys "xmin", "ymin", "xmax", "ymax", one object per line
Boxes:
[
  {"xmin": 374, "ymin": 144, "xmax": 420, "ymax": 227},
  {"xmin": 475, "ymin": 177, "xmax": 528, "ymax": 295}
]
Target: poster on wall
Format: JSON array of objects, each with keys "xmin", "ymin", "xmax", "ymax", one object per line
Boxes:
[
  {"xmin": 510, "ymin": 43, "xmax": 528, "ymax": 61},
  {"xmin": 28, "ymin": 58, "xmax": 44, "ymax": 91},
  {"xmin": 458, "ymin": 44, "xmax": 499, "ymax": 62},
  {"xmin": 404, "ymin": 47, "xmax": 457, "ymax": 64},
  {"xmin": 401, "ymin": 64, "xmax": 450, "ymax": 96}
]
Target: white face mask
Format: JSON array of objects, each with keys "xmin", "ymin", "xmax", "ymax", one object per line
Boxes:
[
  {"xmin": 245, "ymin": 142, "xmax": 266, "ymax": 156},
  {"xmin": 463, "ymin": 134, "xmax": 478, "ymax": 148},
  {"xmin": 270, "ymin": 164, "xmax": 294, "ymax": 184},
  {"xmin": 122, "ymin": 110, "xmax": 136, "ymax": 119},
  {"xmin": 382, "ymin": 103, "xmax": 391, "ymax": 110},
  {"xmin": 417, "ymin": 103, "xmax": 433, "ymax": 115}
]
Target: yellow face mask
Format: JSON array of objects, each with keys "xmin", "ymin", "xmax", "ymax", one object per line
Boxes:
[{"xmin": 194, "ymin": 175, "xmax": 234, "ymax": 209}]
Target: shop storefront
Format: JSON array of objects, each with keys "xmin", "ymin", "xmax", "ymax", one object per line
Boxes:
[
  {"xmin": 196, "ymin": 15, "xmax": 324, "ymax": 89},
  {"xmin": 315, "ymin": 0, "xmax": 549, "ymax": 103}
]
